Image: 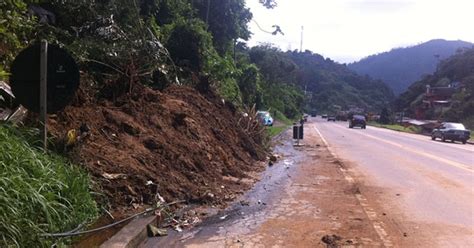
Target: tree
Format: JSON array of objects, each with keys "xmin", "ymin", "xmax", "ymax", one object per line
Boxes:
[
  {"xmin": 191, "ymin": 0, "xmax": 252, "ymax": 55},
  {"xmin": 379, "ymin": 107, "xmax": 391, "ymax": 124}
]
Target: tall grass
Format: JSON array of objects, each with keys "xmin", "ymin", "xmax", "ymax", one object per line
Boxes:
[{"xmin": 0, "ymin": 124, "xmax": 98, "ymax": 247}]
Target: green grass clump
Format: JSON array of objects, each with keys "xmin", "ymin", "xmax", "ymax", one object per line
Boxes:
[
  {"xmin": 0, "ymin": 125, "xmax": 98, "ymax": 247},
  {"xmin": 266, "ymin": 126, "xmax": 287, "ymax": 138}
]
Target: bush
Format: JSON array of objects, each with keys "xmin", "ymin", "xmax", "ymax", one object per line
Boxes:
[{"xmin": 0, "ymin": 125, "xmax": 97, "ymax": 247}]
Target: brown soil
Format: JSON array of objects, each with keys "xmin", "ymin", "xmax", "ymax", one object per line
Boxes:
[{"xmin": 47, "ymin": 81, "xmax": 267, "ymax": 212}]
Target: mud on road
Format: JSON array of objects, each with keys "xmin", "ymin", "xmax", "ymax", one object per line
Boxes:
[{"xmin": 142, "ymin": 123, "xmax": 399, "ymax": 247}]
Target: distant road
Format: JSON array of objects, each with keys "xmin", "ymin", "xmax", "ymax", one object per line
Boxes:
[{"xmin": 313, "ymin": 117, "xmax": 474, "ymax": 247}]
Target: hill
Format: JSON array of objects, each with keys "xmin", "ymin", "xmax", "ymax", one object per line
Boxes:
[
  {"xmin": 348, "ymin": 39, "xmax": 473, "ymax": 95},
  {"xmin": 395, "ymin": 47, "xmax": 474, "ymax": 128},
  {"xmin": 287, "ymin": 50, "xmax": 394, "ymax": 113}
]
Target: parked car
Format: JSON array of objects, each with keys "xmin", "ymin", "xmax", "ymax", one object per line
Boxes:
[
  {"xmin": 431, "ymin": 122, "xmax": 470, "ymax": 144},
  {"xmin": 349, "ymin": 115, "xmax": 366, "ymax": 129},
  {"xmin": 327, "ymin": 116, "xmax": 336, "ymax": 121},
  {"xmin": 322, "ymin": 114, "xmax": 328, "ymax": 119},
  {"xmin": 256, "ymin": 111, "xmax": 274, "ymax": 126}
]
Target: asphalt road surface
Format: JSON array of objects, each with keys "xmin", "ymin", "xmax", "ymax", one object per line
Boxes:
[{"xmin": 313, "ymin": 117, "xmax": 474, "ymax": 247}]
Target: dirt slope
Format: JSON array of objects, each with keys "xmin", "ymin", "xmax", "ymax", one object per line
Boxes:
[{"xmin": 47, "ymin": 82, "xmax": 267, "ymax": 211}]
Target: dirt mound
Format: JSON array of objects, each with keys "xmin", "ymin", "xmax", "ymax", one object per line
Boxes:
[{"xmin": 48, "ymin": 83, "xmax": 267, "ymax": 211}]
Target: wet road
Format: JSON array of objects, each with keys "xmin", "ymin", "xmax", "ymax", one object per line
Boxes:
[
  {"xmin": 140, "ymin": 117, "xmax": 473, "ymax": 247},
  {"xmin": 314, "ymin": 117, "xmax": 474, "ymax": 246}
]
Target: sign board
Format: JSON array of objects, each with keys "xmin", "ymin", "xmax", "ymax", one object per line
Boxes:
[
  {"xmin": 10, "ymin": 43, "xmax": 80, "ymax": 113},
  {"xmin": 293, "ymin": 125, "xmax": 303, "ymax": 139}
]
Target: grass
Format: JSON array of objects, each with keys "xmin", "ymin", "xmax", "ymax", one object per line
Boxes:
[
  {"xmin": 0, "ymin": 124, "xmax": 98, "ymax": 247},
  {"xmin": 266, "ymin": 125, "xmax": 287, "ymax": 137},
  {"xmin": 265, "ymin": 110, "xmax": 298, "ymax": 138},
  {"xmin": 369, "ymin": 122, "xmax": 422, "ymax": 134}
]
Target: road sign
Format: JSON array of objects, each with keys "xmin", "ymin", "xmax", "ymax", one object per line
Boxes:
[{"xmin": 10, "ymin": 42, "xmax": 80, "ymax": 113}]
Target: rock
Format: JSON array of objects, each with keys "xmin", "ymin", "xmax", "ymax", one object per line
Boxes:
[
  {"xmin": 147, "ymin": 224, "xmax": 168, "ymax": 237},
  {"xmin": 102, "ymin": 172, "xmax": 127, "ymax": 180},
  {"xmin": 269, "ymin": 154, "xmax": 278, "ymax": 162},
  {"xmin": 321, "ymin": 234, "xmax": 342, "ymax": 248}
]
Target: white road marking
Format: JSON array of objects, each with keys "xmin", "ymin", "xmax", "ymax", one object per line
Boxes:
[
  {"xmin": 366, "ymin": 125, "xmax": 474, "ymax": 153},
  {"xmin": 313, "ymin": 124, "xmax": 393, "ymax": 247},
  {"xmin": 330, "ymin": 124, "xmax": 473, "ymax": 173}
]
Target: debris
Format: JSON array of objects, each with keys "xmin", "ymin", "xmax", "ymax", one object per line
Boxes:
[
  {"xmin": 146, "ymin": 180, "xmax": 154, "ymax": 185},
  {"xmin": 219, "ymin": 215, "xmax": 228, "ymax": 220},
  {"xmin": 101, "ymin": 172, "xmax": 127, "ymax": 180},
  {"xmin": 174, "ymin": 226, "xmax": 183, "ymax": 232},
  {"xmin": 269, "ymin": 154, "xmax": 278, "ymax": 162},
  {"xmin": 240, "ymin": 200, "xmax": 250, "ymax": 206},
  {"xmin": 147, "ymin": 224, "xmax": 168, "ymax": 237},
  {"xmin": 48, "ymin": 85, "xmax": 267, "ymax": 210},
  {"xmin": 403, "ymin": 232, "xmax": 408, "ymax": 237},
  {"xmin": 156, "ymin": 193, "xmax": 165, "ymax": 203},
  {"xmin": 321, "ymin": 234, "xmax": 342, "ymax": 248}
]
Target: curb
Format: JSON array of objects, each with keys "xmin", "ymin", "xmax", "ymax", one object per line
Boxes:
[{"xmin": 100, "ymin": 215, "xmax": 156, "ymax": 248}]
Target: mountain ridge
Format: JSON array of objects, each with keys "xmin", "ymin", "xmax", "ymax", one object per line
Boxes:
[{"xmin": 348, "ymin": 39, "xmax": 473, "ymax": 95}]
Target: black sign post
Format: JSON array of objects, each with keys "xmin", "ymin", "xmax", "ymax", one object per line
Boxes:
[
  {"xmin": 10, "ymin": 41, "xmax": 80, "ymax": 151},
  {"xmin": 40, "ymin": 40, "xmax": 48, "ymax": 150}
]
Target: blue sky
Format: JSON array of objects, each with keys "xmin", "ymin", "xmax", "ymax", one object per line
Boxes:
[{"xmin": 246, "ymin": 0, "xmax": 474, "ymax": 63}]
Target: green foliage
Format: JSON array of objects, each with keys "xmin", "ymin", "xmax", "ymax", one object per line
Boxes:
[
  {"xmin": 349, "ymin": 39, "xmax": 473, "ymax": 95},
  {"xmin": 396, "ymin": 48, "xmax": 474, "ymax": 127},
  {"xmin": 266, "ymin": 125, "xmax": 286, "ymax": 137},
  {"xmin": 0, "ymin": 125, "xmax": 98, "ymax": 247},
  {"xmin": 192, "ymin": 0, "xmax": 252, "ymax": 54},
  {"xmin": 0, "ymin": 0, "xmax": 36, "ymax": 72},
  {"xmin": 379, "ymin": 107, "xmax": 391, "ymax": 124},
  {"xmin": 237, "ymin": 63, "xmax": 262, "ymax": 107},
  {"xmin": 370, "ymin": 122, "xmax": 421, "ymax": 134},
  {"xmin": 166, "ymin": 19, "xmax": 214, "ymax": 72},
  {"xmin": 287, "ymin": 50, "xmax": 394, "ymax": 113}
]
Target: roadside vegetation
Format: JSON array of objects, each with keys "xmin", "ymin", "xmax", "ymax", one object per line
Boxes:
[
  {"xmin": 0, "ymin": 125, "xmax": 98, "ymax": 247},
  {"xmin": 395, "ymin": 47, "xmax": 474, "ymax": 130},
  {"xmin": 0, "ymin": 0, "xmax": 397, "ymax": 245},
  {"xmin": 368, "ymin": 122, "xmax": 422, "ymax": 134}
]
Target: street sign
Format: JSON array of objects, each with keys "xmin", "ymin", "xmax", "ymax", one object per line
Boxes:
[{"xmin": 10, "ymin": 43, "xmax": 80, "ymax": 113}]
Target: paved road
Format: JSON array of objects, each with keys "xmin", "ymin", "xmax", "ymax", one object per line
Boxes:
[{"xmin": 313, "ymin": 117, "xmax": 474, "ymax": 247}]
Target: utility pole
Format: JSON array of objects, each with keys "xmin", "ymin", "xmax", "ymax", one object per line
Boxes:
[
  {"xmin": 40, "ymin": 40, "xmax": 48, "ymax": 151},
  {"xmin": 206, "ymin": 0, "xmax": 210, "ymax": 25},
  {"xmin": 300, "ymin": 26, "xmax": 304, "ymax": 52}
]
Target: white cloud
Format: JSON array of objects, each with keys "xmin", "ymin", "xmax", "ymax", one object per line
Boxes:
[{"xmin": 246, "ymin": 0, "xmax": 474, "ymax": 63}]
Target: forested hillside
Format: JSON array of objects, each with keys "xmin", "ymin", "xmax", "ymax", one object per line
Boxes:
[
  {"xmin": 288, "ymin": 50, "xmax": 394, "ymax": 113},
  {"xmin": 395, "ymin": 47, "xmax": 474, "ymax": 128},
  {"xmin": 1, "ymin": 0, "xmax": 393, "ymax": 120},
  {"xmin": 349, "ymin": 39, "xmax": 473, "ymax": 95}
]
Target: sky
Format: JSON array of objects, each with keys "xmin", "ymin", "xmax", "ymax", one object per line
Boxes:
[{"xmin": 245, "ymin": 0, "xmax": 474, "ymax": 63}]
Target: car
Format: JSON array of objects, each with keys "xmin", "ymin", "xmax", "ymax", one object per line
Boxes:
[
  {"xmin": 431, "ymin": 122, "xmax": 470, "ymax": 144},
  {"xmin": 256, "ymin": 110, "xmax": 274, "ymax": 126},
  {"xmin": 327, "ymin": 116, "xmax": 336, "ymax": 121},
  {"xmin": 303, "ymin": 114, "xmax": 309, "ymax": 122},
  {"xmin": 322, "ymin": 114, "xmax": 328, "ymax": 119},
  {"xmin": 349, "ymin": 115, "xmax": 366, "ymax": 129}
]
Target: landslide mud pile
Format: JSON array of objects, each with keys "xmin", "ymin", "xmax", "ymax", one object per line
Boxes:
[{"xmin": 48, "ymin": 83, "xmax": 267, "ymax": 210}]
